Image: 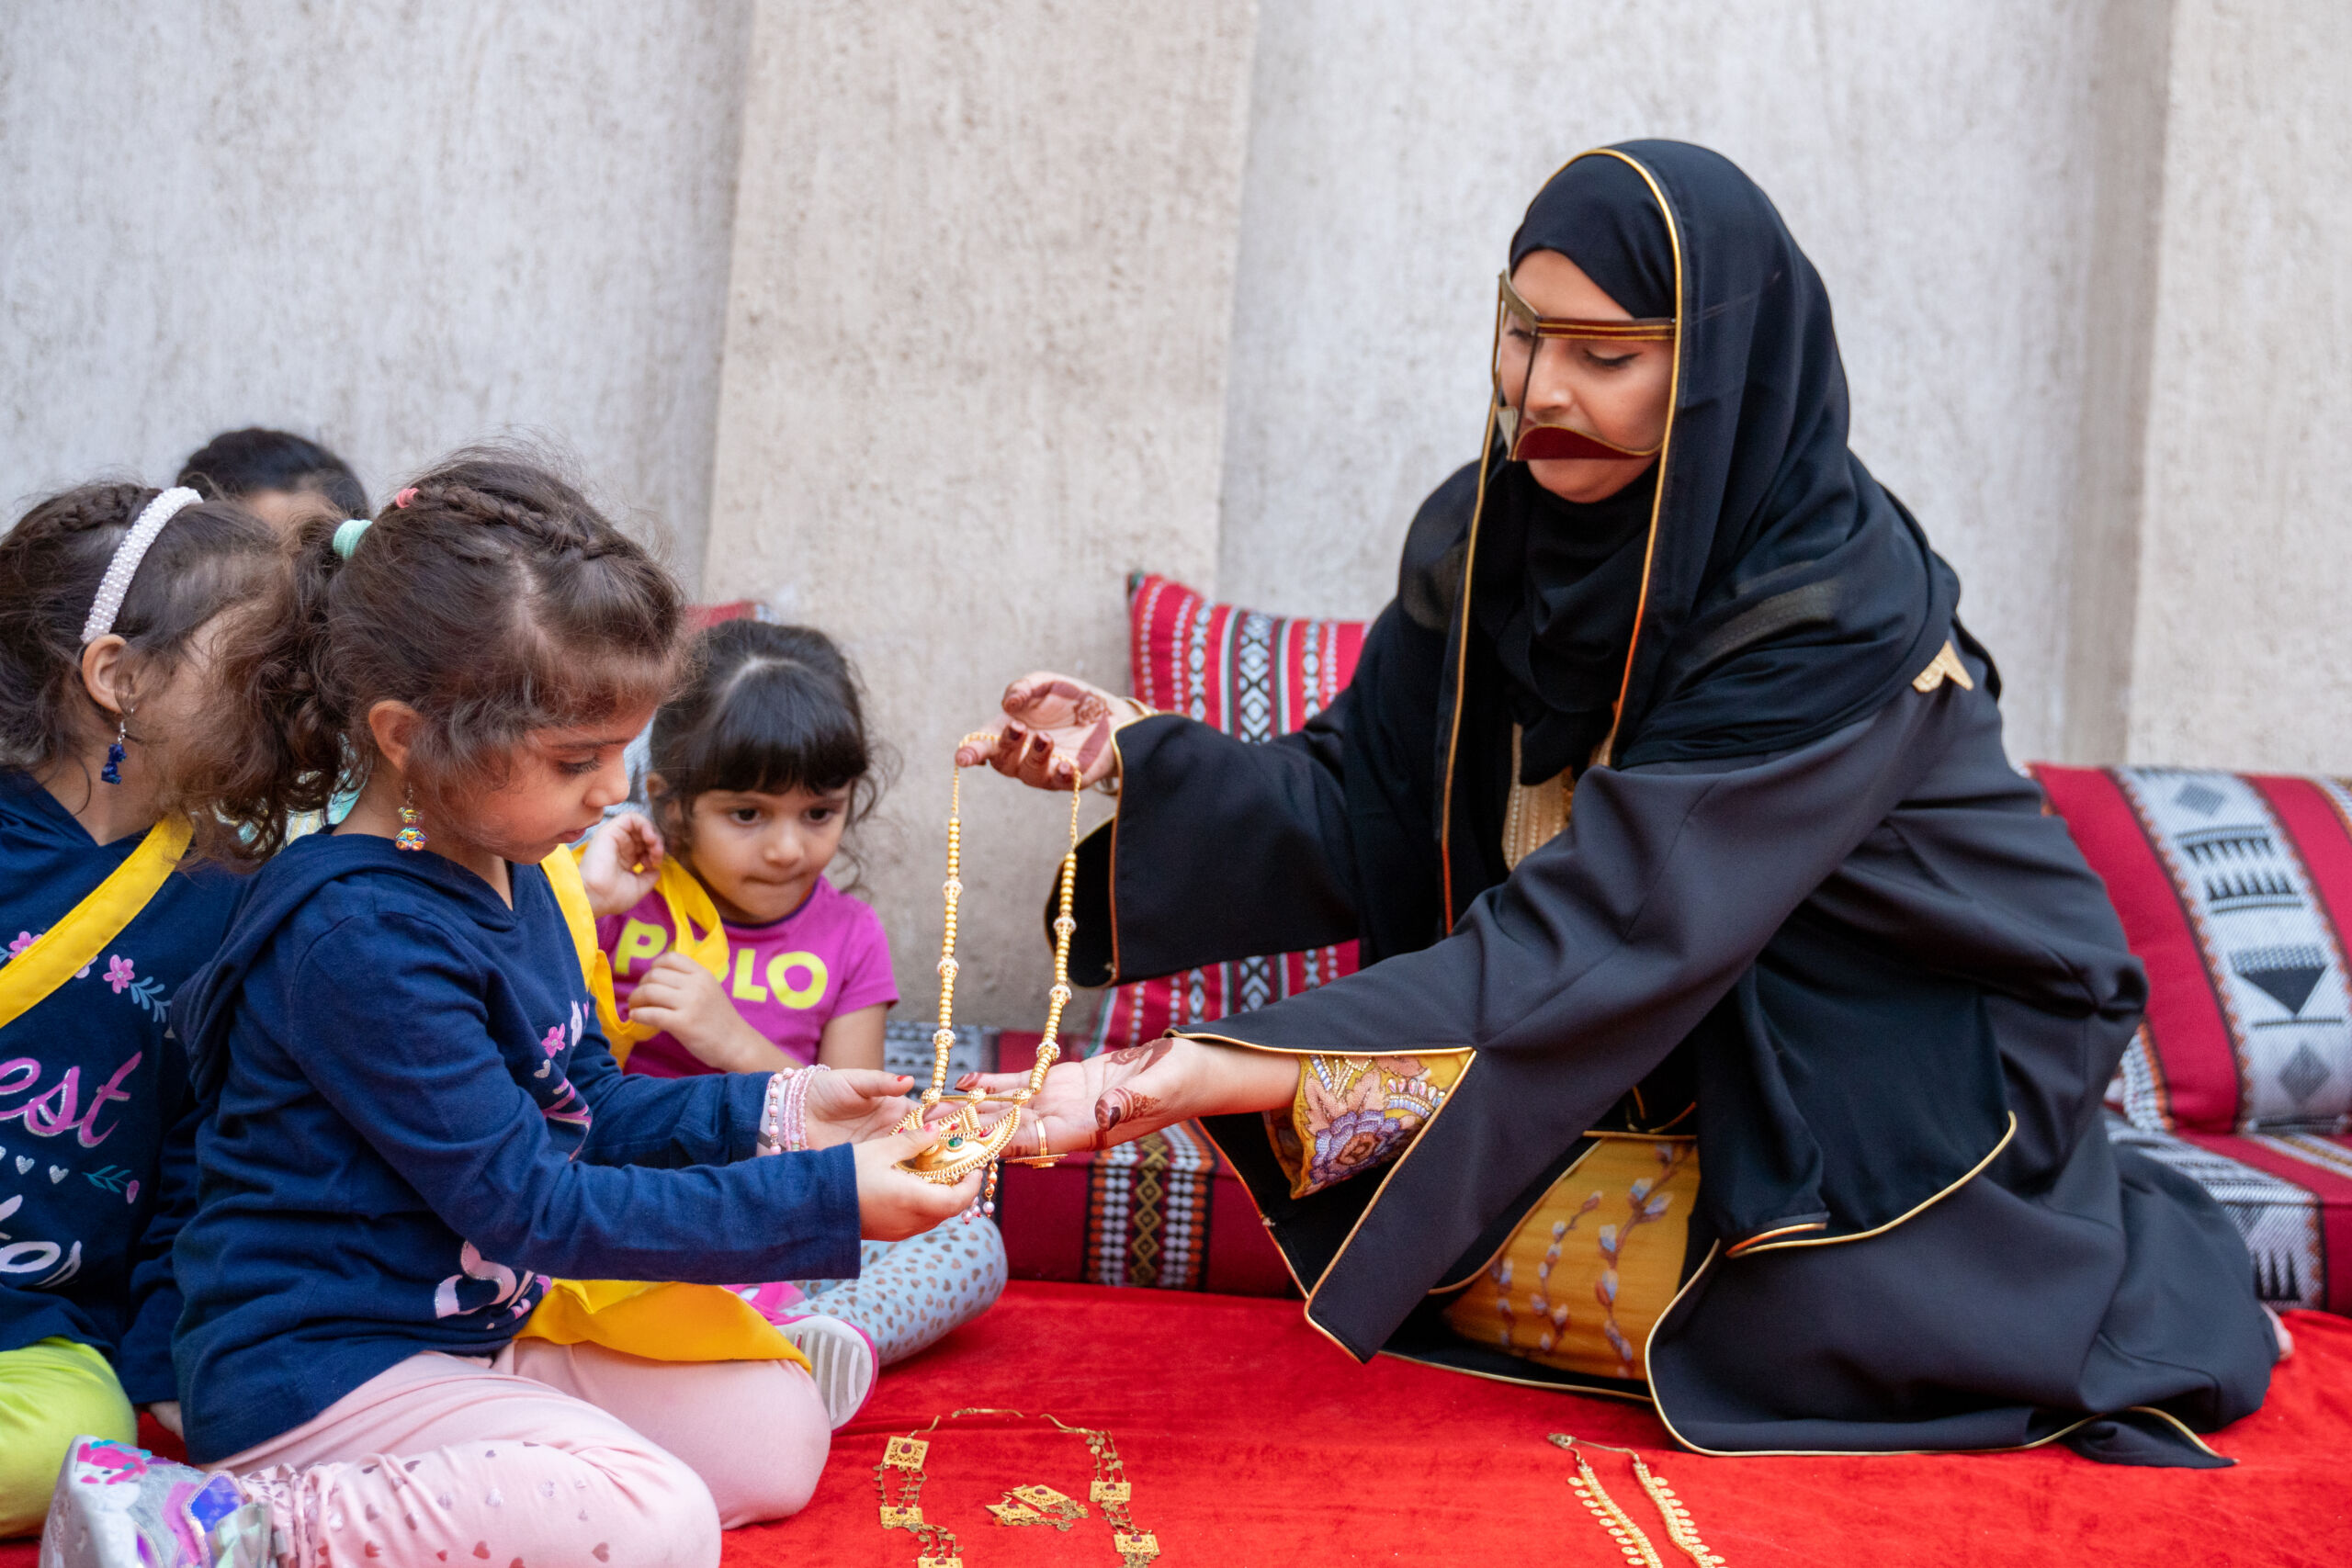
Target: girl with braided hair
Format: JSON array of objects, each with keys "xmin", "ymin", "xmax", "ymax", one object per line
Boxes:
[
  {"xmin": 0, "ymin": 483, "xmax": 275, "ymax": 1536},
  {"xmin": 40, "ymin": 452, "xmax": 978, "ymax": 1568}
]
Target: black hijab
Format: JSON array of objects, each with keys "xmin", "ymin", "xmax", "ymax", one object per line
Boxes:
[{"xmin": 1464, "ymin": 141, "xmax": 1958, "ymax": 784}]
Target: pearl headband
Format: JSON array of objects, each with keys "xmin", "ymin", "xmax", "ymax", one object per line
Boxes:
[{"xmin": 79, "ymin": 486, "xmax": 202, "ymax": 645}]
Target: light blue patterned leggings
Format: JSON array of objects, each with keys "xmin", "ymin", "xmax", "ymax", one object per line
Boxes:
[{"xmin": 793, "ymin": 1216, "xmax": 1008, "ymax": 1365}]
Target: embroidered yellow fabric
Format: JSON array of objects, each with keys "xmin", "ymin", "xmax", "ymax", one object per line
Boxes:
[
  {"xmin": 1442, "ymin": 1134, "xmax": 1696, "ymax": 1382},
  {"xmin": 1502, "ymin": 725, "xmax": 1572, "ymax": 873},
  {"xmin": 0, "ymin": 815, "xmax": 189, "ymax": 1031},
  {"xmin": 1269, "ymin": 1053, "xmax": 1469, "ymax": 1201},
  {"xmin": 530, "ymin": 849, "xmax": 802, "ymax": 1369}
]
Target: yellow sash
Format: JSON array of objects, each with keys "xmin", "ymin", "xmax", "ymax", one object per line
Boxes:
[
  {"xmin": 524, "ymin": 846, "xmax": 802, "ymax": 1368},
  {"xmin": 539, "ymin": 848, "xmax": 728, "ymax": 1070},
  {"xmin": 523, "ymin": 1278, "xmax": 807, "ymax": 1369},
  {"xmin": 0, "ymin": 815, "xmax": 191, "ymax": 1031}
]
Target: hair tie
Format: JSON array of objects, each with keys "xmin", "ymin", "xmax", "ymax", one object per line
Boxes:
[
  {"xmin": 333, "ymin": 518, "xmax": 373, "ymax": 560},
  {"xmin": 393, "ymin": 487, "xmax": 418, "ymax": 509},
  {"xmin": 80, "ymin": 486, "xmax": 202, "ymax": 645}
]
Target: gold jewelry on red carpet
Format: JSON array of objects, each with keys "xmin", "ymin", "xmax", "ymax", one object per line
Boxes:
[
  {"xmin": 1552, "ymin": 1434, "xmax": 1725, "ymax": 1567},
  {"xmin": 876, "ymin": 1407, "xmax": 1158, "ymax": 1565}
]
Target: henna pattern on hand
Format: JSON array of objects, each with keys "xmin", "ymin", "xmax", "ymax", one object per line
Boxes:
[
  {"xmin": 1075, "ymin": 716, "xmax": 1112, "ymax": 773},
  {"xmin": 1097, "ymin": 1089, "xmax": 1162, "ymax": 1133},
  {"xmin": 1097, "ymin": 1038, "xmax": 1174, "ymax": 1069}
]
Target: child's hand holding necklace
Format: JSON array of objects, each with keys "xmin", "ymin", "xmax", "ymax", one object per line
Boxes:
[
  {"xmin": 579, "ymin": 811, "xmax": 666, "ymax": 918},
  {"xmin": 799, "ymin": 1068, "xmax": 920, "ymax": 1147}
]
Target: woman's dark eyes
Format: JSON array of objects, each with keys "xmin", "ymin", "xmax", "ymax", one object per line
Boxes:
[{"xmin": 1585, "ymin": 350, "xmax": 1637, "ymax": 370}]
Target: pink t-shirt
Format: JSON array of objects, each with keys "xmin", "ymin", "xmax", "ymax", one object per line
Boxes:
[{"xmin": 595, "ymin": 876, "xmax": 899, "ymax": 1077}]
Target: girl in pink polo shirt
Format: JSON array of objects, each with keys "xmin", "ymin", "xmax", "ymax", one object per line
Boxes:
[{"xmin": 579, "ymin": 621, "xmax": 1003, "ymax": 1421}]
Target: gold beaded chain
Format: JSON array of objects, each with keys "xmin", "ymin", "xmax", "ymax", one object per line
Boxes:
[
  {"xmin": 875, "ymin": 1407, "xmax": 1159, "ymax": 1568},
  {"xmin": 893, "ymin": 750, "xmax": 1087, "ymax": 1205},
  {"xmin": 1549, "ymin": 1434, "xmax": 1726, "ymax": 1568}
]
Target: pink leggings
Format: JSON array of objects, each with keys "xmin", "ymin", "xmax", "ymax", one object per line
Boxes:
[{"xmin": 216, "ymin": 1340, "xmax": 827, "ymax": 1568}]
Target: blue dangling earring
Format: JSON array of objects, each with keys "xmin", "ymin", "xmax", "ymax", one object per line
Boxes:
[
  {"xmin": 99, "ymin": 716, "xmax": 127, "ymax": 785},
  {"xmin": 394, "ymin": 784, "xmax": 427, "ymax": 852}
]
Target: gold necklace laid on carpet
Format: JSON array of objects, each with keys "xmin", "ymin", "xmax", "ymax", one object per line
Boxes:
[
  {"xmin": 1551, "ymin": 1434, "xmax": 1726, "ymax": 1567},
  {"xmin": 891, "ymin": 752, "xmax": 1085, "ymax": 1213},
  {"xmin": 876, "ymin": 1406, "xmax": 1159, "ymax": 1566}
]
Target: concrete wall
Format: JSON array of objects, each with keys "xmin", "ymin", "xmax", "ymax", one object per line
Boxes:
[
  {"xmin": 703, "ymin": 0, "xmax": 1257, "ymax": 1025},
  {"xmin": 2125, "ymin": 0, "xmax": 2352, "ymax": 771},
  {"xmin": 0, "ymin": 0, "xmax": 751, "ymax": 581},
  {"xmin": 6, "ymin": 2, "xmax": 2347, "ymax": 1030},
  {"xmin": 1214, "ymin": 0, "xmax": 2118, "ymax": 767}
]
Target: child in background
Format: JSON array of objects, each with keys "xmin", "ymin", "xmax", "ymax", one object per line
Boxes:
[
  {"xmin": 594, "ymin": 622, "xmax": 896, "ymax": 1077},
  {"xmin": 40, "ymin": 454, "xmax": 978, "ymax": 1568},
  {"xmin": 0, "ymin": 485, "xmax": 276, "ymax": 1535},
  {"xmin": 580, "ymin": 621, "xmax": 1007, "ymax": 1404},
  {"xmin": 176, "ymin": 427, "xmax": 368, "ymax": 536}
]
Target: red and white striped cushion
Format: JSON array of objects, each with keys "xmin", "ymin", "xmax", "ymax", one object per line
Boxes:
[{"xmin": 1087, "ymin": 576, "xmax": 1368, "ymax": 1054}]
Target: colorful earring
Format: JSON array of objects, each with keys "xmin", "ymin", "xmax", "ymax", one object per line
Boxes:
[
  {"xmin": 99, "ymin": 715, "xmax": 128, "ymax": 784},
  {"xmin": 394, "ymin": 785, "xmax": 427, "ymax": 852}
]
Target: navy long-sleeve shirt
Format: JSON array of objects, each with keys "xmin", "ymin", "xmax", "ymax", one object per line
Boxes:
[
  {"xmin": 169, "ymin": 833, "xmax": 861, "ymax": 1462},
  {"xmin": 0, "ymin": 771, "xmax": 235, "ymax": 1404}
]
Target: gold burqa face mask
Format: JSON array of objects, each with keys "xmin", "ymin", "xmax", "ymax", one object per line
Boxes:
[{"xmin": 1491, "ymin": 271, "xmax": 1676, "ymax": 462}]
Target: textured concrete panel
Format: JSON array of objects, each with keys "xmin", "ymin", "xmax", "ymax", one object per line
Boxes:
[
  {"xmin": 2128, "ymin": 0, "xmax": 2352, "ymax": 771},
  {"xmin": 0, "ymin": 2, "xmax": 752, "ymax": 581},
  {"xmin": 1216, "ymin": 0, "xmax": 2111, "ymax": 765},
  {"xmin": 705, "ymin": 0, "xmax": 1255, "ymax": 1025}
]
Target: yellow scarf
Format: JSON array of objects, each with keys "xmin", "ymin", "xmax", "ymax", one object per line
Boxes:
[
  {"xmin": 524, "ymin": 845, "xmax": 806, "ymax": 1369},
  {"xmin": 539, "ymin": 848, "xmax": 729, "ymax": 1069},
  {"xmin": 0, "ymin": 815, "xmax": 191, "ymax": 1031}
]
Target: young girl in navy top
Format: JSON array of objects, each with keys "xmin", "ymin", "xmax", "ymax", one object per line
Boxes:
[
  {"xmin": 580, "ymin": 622, "xmax": 1005, "ymax": 1414},
  {"xmin": 0, "ymin": 485, "xmax": 275, "ymax": 1537},
  {"xmin": 41, "ymin": 454, "xmax": 976, "ymax": 1568}
]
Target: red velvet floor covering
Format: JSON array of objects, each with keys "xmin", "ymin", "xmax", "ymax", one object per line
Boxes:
[
  {"xmin": 743, "ymin": 1282, "xmax": 2351, "ymax": 1568},
  {"xmin": 10, "ymin": 1282, "xmax": 2347, "ymax": 1565}
]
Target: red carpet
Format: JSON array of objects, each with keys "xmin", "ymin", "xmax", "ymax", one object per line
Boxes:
[{"xmin": 11, "ymin": 1283, "xmax": 2349, "ymax": 1565}]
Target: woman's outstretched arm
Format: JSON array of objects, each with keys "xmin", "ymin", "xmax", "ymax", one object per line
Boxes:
[{"xmin": 961, "ymin": 604, "xmax": 1448, "ymax": 985}]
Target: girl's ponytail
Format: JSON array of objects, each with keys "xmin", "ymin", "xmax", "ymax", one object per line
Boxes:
[{"xmin": 177, "ymin": 512, "xmax": 360, "ymax": 863}]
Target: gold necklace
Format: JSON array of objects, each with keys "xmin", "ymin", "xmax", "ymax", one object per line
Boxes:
[
  {"xmin": 892, "ymin": 752, "xmax": 1085, "ymax": 1209},
  {"xmin": 875, "ymin": 1406, "xmax": 1160, "ymax": 1567},
  {"xmin": 1551, "ymin": 1434, "xmax": 1725, "ymax": 1567}
]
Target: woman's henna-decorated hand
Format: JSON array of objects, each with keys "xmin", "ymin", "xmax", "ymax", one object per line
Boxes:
[
  {"xmin": 956, "ymin": 671, "xmax": 1134, "ymax": 790},
  {"xmin": 958, "ymin": 1037, "xmax": 1191, "ymax": 1155}
]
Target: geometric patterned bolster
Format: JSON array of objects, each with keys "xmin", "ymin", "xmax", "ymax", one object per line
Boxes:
[
  {"xmin": 2106, "ymin": 1112, "xmax": 2352, "ymax": 1313},
  {"xmin": 2037, "ymin": 764, "xmax": 2352, "ymax": 1135}
]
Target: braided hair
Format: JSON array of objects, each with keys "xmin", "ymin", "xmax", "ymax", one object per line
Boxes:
[
  {"xmin": 180, "ymin": 448, "xmax": 684, "ymax": 863},
  {"xmin": 0, "ymin": 482, "xmax": 275, "ymax": 778}
]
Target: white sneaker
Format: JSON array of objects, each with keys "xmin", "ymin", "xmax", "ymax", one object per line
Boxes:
[
  {"xmin": 40, "ymin": 1437, "xmax": 267, "ymax": 1568},
  {"xmin": 775, "ymin": 1313, "xmax": 877, "ymax": 1429}
]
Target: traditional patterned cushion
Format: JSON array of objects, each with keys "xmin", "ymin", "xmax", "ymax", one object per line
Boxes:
[
  {"xmin": 2106, "ymin": 1114, "xmax": 2352, "ymax": 1312},
  {"xmin": 2034, "ymin": 765, "xmax": 2352, "ymax": 1135},
  {"xmin": 1086, "ymin": 575, "xmax": 1370, "ymax": 1053},
  {"xmin": 988, "ymin": 1032, "xmax": 1296, "ymax": 1297}
]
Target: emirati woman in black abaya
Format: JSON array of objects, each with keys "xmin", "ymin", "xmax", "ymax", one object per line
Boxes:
[{"xmin": 961, "ymin": 141, "xmax": 2275, "ymax": 1464}]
